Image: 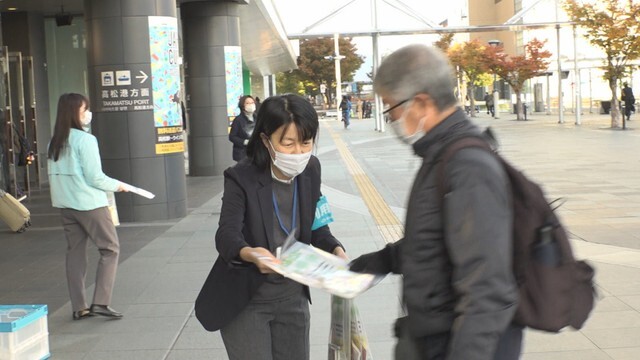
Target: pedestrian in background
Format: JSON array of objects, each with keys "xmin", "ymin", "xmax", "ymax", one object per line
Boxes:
[
  {"xmin": 340, "ymin": 95, "xmax": 352, "ymax": 129},
  {"xmin": 196, "ymin": 94, "xmax": 346, "ymax": 360},
  {"xmin": 349, "ymin": 45, "xmax": 520, "ymax": 360},
  {"xmin": 485, "ymin": 92, "xmax": 495, "ymax": 117},
  {"xmin": 48, "ymin": 93, "xmax": 126, "ymax": 320},
  {"xmin": 364, "ymin": 100, "xmax": 372, "ymax": 118},
  {"xmin": 356, "ymin": 98, "xmax": 363, "ymax": 120},
  {"xmin": 622, "ymin": 82, "xmax": 635, "ymax": 122},
  {"xmin": 229, "ymin": 95, "xmax": 256, "ymax": 162}
]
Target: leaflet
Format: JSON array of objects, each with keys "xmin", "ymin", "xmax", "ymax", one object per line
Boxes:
[
  {"xmin": 258, "ymin": 240, "xmax": 384, "ymax": 299},
  {"xmin": 121, "ymin": 183, "xmax": 155, "ymax": 199}
]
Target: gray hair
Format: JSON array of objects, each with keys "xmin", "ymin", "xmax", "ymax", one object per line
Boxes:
[{"xmin": 373, "ymin": 44, "xmax": 457, "ymax": 111}]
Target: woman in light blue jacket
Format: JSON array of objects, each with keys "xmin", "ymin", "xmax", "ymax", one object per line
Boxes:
[{"xmin": 48, "ymin": 93, "xmax": 126, "ymax": 320}]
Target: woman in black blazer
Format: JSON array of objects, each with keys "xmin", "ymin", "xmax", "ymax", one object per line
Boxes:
[
  {"xmin": 228, "ymin": 95, "xmax": 257, "ymax": 162},
  {"xmin": 196, "ymin": 94, "xmax": 346, "ymax": 360}
]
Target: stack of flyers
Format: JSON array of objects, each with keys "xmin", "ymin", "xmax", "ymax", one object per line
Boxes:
[{"xmin": 257, "ymin": 233, "xmax": 384, "ymax": 299}]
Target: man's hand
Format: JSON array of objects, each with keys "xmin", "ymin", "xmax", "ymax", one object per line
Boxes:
[{"xmin": 349, "ymin": 245, "xmax": 393, "ymax": 275}]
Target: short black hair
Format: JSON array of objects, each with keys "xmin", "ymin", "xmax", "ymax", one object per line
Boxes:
[
  {"xmin": 238, "ymin": 95, "xmax": 254, "ymax": 113},
  {"xmin": 246, "ymin": 94, "xmax": 318, "ymax": 170}
]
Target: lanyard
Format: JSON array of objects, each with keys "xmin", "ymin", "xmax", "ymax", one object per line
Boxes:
[{"xmin": 272, "ymin": 179, "xmax": 298, "ymax": 236}]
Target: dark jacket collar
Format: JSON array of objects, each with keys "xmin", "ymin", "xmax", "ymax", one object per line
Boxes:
[
  {"xmin": 412, "ymin": 107, "xmax": 481, "ymax": 161},
  {"xmin": 237, "ymin": 112, "xmax": 255, "ymax": 123}
]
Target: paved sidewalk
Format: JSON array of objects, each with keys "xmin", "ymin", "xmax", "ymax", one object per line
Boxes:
[{"xmin": 2, "ymin": 110, "xmax": 640, "ymax": 359}]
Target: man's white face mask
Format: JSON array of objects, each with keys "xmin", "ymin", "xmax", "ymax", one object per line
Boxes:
[{"xmin": 388, "ymin": 100, "xmax": 426, "ymax": 145}]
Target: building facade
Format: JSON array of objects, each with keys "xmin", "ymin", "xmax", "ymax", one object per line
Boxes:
[{"xmin": 0, "ymin": 0, "xmax": 297, "ymax": 221}]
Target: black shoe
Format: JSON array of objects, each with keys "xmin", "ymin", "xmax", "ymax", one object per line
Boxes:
[
  {"xmin": 72, "ymin": 309, "xmax": 93, "ymax": 320},
  {"xmin": 90, "ymin": 304, "xmax": 123, "ymax": 318}
]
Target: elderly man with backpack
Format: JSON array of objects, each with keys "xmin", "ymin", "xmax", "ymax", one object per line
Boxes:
[{"xmin": 349, "ymin": 44, "xmax": 594, "ymax": 360}]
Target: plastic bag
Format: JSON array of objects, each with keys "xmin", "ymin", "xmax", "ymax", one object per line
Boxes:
[{"xmin": 328, "ymin": 296, "xmax": 373, "ymax": 360}]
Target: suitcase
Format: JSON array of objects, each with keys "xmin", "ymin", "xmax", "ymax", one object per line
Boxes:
[{"xmin": 0, "ymin": 190, "xmax": 31, "ymax": 233}]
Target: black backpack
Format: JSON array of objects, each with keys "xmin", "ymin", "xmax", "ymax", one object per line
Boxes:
[{"xmin": 435, "ymin": 134, "xmax": 596, "ymax": 332}]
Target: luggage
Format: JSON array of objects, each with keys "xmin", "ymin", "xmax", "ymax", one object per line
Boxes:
[{"xmin": 0, "ymin": 190, "xmax": 31, "ymax": 233}]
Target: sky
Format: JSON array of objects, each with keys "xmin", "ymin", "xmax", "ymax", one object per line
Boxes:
[{"xmin": 272, "ymin": 0, "xmax": 466, "ymax": 81}]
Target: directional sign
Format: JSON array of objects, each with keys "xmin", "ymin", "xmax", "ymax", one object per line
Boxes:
[
  {"xmin": 136, "ymin": 70, "xmax": 149, "ymax": 84},
  {"xmin": 95, "ymin": 64, "xmax": 154, "ymax": 112}
]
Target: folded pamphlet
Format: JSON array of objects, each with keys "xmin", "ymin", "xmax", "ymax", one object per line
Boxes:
[
  {"xmin": 121, "ymin": 183, "xmax": 155, "ymax": 199},
  {"xmin": 257, "ymin": 236, "xmax": 384, "ymax": 299}
]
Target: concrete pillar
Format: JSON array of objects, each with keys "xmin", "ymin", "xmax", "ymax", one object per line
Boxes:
[
  {"xmin": 85, "ymin": 0, "xmax": 187, "ymax": 222},
  {"xmin": 181, "ymin": 1, "xmax": 243, "ymax": 176}
]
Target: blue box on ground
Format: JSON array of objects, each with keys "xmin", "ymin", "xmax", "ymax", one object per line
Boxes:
[{"xmin": 0, "ymin": 305, "xmax": 50, "ymax": 360}]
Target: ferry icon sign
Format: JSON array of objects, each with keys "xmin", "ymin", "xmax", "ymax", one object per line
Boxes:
[{"xmin": 116, "ymin": 70, "xmax": 132, "ymax": 86}]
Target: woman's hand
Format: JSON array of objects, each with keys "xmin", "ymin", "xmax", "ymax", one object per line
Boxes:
[
  {"xmin": 117, "ymin": 183, "xmax": 129, "ymax": 192},
  {"xmin": 333, "ymin": 246, "xmax": 348, "ymax": 261},
  {"xmin": 239, "ymin": 246, "xmax": 279, "ymax": 274}
]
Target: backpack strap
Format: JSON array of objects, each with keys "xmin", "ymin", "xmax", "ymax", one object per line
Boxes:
[{"xmin": 435, "ymin": 136, "xmax": 493, "ymax": 200}]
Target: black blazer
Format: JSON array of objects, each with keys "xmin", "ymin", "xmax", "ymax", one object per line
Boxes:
[
  {"xmin": 195, "ymin": 156, "xmax": 343, "ymax": 331},
  {"xmin": 228, "ymin": 113, "xmax": 255, "ymax": 161}
]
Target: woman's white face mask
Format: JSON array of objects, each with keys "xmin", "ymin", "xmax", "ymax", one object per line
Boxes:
[
  {"xmin": 268, "ymin": 140, "xmax": 312, "ymax": 178},
  {"xmin": 82, "ymin": 110, "xmax": 93, "ymax": 126}
]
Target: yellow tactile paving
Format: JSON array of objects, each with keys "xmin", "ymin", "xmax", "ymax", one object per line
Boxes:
[{"xmin": 324, "ymin": 123, "xmax": 404, "ymax": 243}]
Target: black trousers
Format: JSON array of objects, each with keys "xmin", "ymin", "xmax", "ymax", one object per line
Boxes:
[
  {"xmin": 395, "ymin": 320, "xmax": 523, "ymax": 360},
  {"xmin": 624, "ymin": 103, "xmax": 634, "ymax": 120}
]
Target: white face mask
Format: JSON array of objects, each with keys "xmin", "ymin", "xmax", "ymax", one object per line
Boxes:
[
  {"xmin": 268, "ymin": 140, "xmax": 312, "ymax": 178},
  {"xmin": 82, "ymin": 110, "xmax": 93, "ymax": 125},
  {"xmin": 245, "ymin": 104, "xmax": 256, "ymax": 113},
  {"xmin": 389, "ymin": 101, "xmax": 425, "ymax": 145}
]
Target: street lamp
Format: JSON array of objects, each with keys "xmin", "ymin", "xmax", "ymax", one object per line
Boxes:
[
  {"xmin": 488, "ymin": 39, "xmax": 502, "ymax": 119},
  {"xmin": 324, "ymin": 33, "xmax": 345, "ymax": 121}
]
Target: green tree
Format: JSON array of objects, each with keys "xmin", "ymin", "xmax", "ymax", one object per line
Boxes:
[
  {"xmin": 275, "ymin": 71, "xmax": 305, "ymax": 95},
  {"xmin": 484, "ymin": 39, "xmax": 551, "ymax": 120},
  {"xmin": 448, "ymin": 40, "xmax": 491, "ymax": 117},
  {"xmin": 564, "ymin": 0, "xmax": 640, "ymax": 128},
  {"xmin": 296, "ymin": 38, "xmax": 364, "ymax": 106}
]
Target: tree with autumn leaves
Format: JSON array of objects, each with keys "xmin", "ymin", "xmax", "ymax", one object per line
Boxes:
[
  {"xmin": 449, "ymin": 39, "xmax": 494, "ymax": 118},
  {"xmin": 564, "ymin": 0, "xmax": 640, "ymax": 129},
  {"xmin": 483, "ymin": 39, "xmax": 552, "ymax": 121},
  {"xmin": 440, "ymin": 36, "xmax": 550, "ymax": 121}
]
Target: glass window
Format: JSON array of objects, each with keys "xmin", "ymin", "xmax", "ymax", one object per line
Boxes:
[{"xmin": 44, "ymin": 17, "xmax": 88, "ymax": 130}]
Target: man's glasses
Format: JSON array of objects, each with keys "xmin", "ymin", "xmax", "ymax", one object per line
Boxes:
[
  {"xmin": 382, "ymin": 98, "xmax": 411, "ymax": 123},
  {"xmin": 382, "ymin": 99, "xmax": 410, "ymax": 115}
]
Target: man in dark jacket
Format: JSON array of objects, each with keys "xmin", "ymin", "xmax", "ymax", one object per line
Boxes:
[
  {"xmin": 484, "ymin": 92, "xmax": 495, "ymax": 116},
  {"xmin": 350, "ymin": 44, "xmax": 520, "ymax": 360},
  {"xmin": 621, "ymin": 82, "xmax": 635, "ymax": 122}
]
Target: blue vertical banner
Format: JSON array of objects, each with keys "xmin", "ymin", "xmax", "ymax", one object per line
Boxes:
[
  {"xmin": 149, "ymin": 16, "xmax": 184, "ymax": 154},
  {"xmin": 224, "ymin": 46, "xmax": 243, "ymax": 126}
]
